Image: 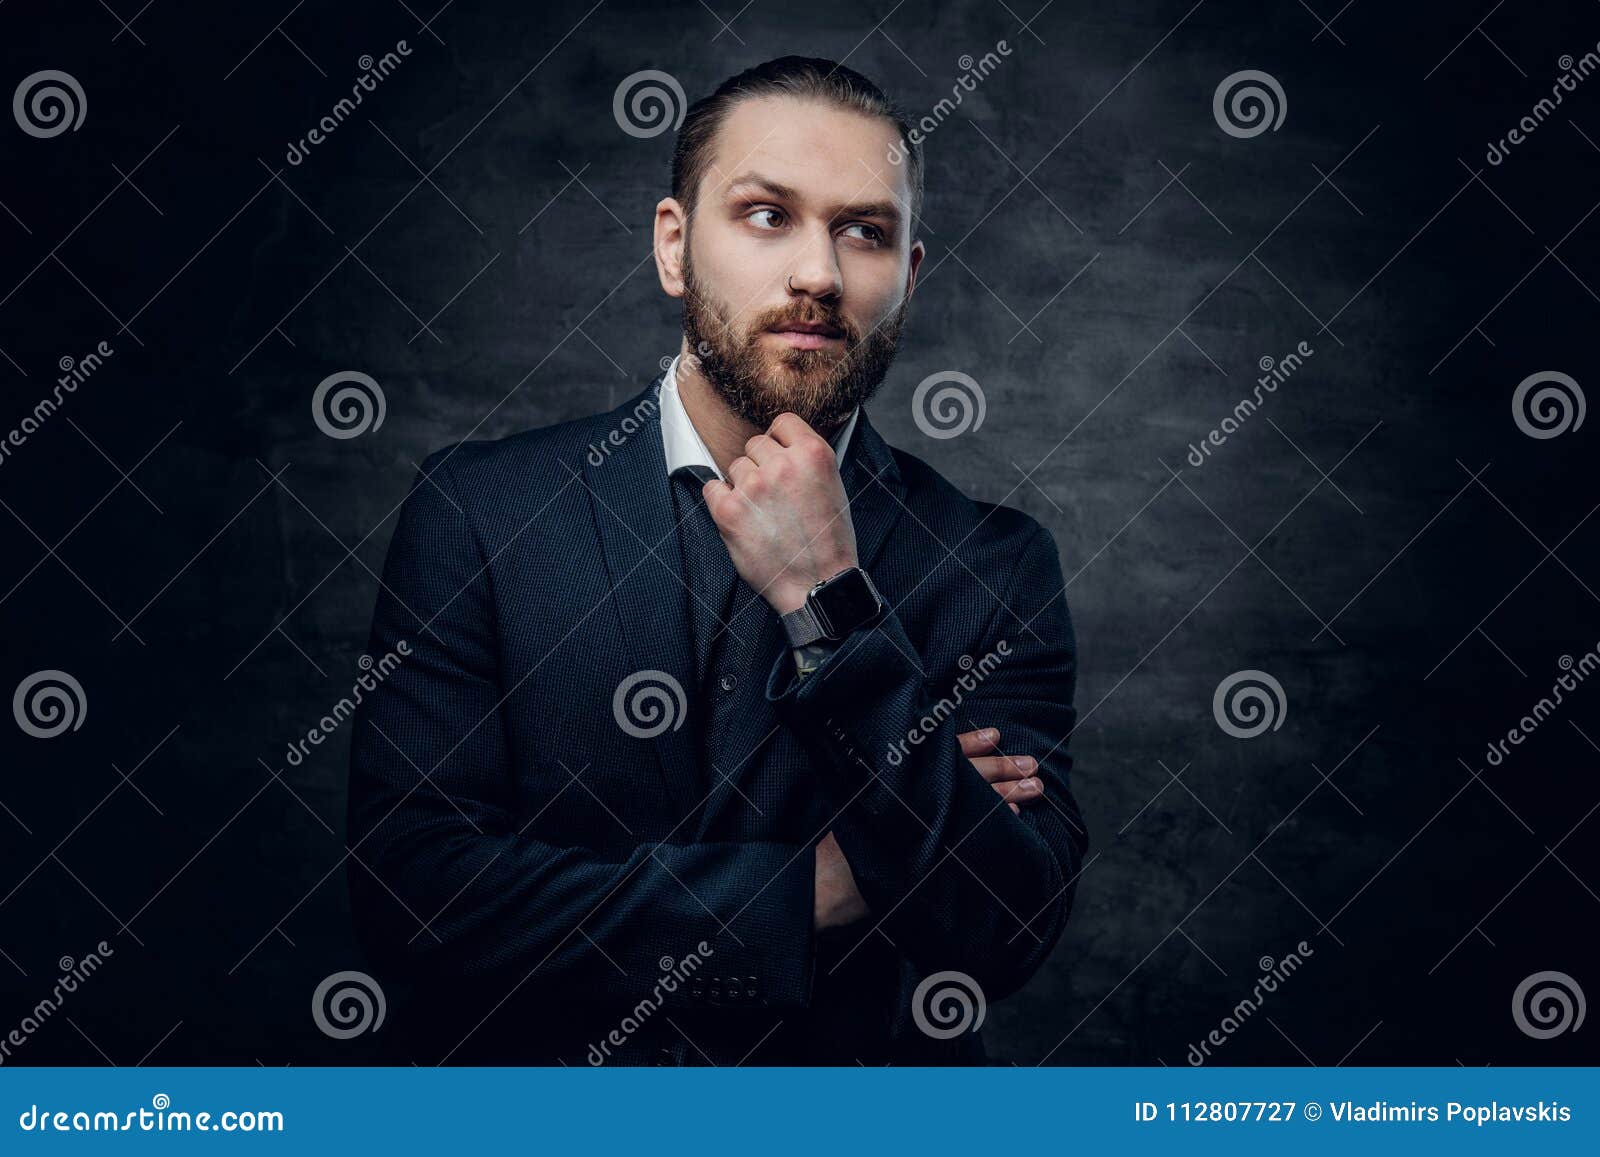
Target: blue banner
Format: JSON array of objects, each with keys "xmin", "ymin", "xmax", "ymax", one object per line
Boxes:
[{"xmin": 1, "ymin": 1067, "xmax": 1595, "ymax": 1153}]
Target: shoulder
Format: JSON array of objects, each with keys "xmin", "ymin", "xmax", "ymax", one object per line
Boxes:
[
  {"xmin": 886, "ymin": 439, "xmax": 1061, "ymax": 576},
  {"xmin": 415, "ymin": 386, "xmax": 660, "ymax": 500}
]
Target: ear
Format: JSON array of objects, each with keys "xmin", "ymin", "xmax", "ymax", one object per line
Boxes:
[
  {"xmin": 654, "ymin": 196, "xmax": 688, "ymax": 298},
  {"xmin": 904, "ymin": 238, "xmax": 925, "ymax": 301}
]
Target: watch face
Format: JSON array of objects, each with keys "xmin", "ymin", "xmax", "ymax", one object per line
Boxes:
[{"xmin": 812, "ymin": 569, "xmax": 882, "ymax": 639}]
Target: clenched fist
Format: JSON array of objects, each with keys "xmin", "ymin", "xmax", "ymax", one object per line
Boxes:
[{"xmin": 702, "ymin": 412, "xmax": 858, "ymax": 615}]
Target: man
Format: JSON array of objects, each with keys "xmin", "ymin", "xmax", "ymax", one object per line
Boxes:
[{"xmin": 348, "ymin": 56, "xmax": 1088, "ymax": 1065}]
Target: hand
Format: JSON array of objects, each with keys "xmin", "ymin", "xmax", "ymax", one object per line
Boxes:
[
  {"xmin": 959, "ymin": 727, "xmax": 1044, "ymax": 815},
  {"xmin": 703, "ymin": 413, "xmax": 858, "ymax": 615},
  {"xmin": 813, "ymin": 831, "xmax": 869, "ymax": 930}
]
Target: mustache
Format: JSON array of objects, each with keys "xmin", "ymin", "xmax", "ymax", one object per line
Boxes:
[{"xmin": 749, "ymin": 304, "xmax": 858, "ymax": 344}]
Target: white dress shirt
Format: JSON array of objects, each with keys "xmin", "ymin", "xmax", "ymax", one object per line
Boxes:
[{"xmin": 658, "ymin": 352, "xmax": 859, "ymax": 480}]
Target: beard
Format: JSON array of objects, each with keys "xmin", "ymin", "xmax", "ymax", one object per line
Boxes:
[{"xmin": 680, "ymin": 248, "xmax": 909, "ymax": 435}]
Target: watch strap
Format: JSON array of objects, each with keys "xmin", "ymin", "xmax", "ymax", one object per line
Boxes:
[{"xmin": 780, "ymin": 600, "xmax": 826, "ymax": 647}]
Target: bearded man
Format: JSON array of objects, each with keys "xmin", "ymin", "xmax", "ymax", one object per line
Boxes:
[{"xmin": 348, "ymin": 56, "xmax": 1088, "ymax": 1065}]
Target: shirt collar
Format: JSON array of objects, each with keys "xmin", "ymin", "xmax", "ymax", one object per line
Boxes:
[{"xmin": 657, "ymin": 352, "xmax": 859, "ymax": 482}]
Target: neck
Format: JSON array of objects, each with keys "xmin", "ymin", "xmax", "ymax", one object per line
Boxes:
[{"xmin": 673, "ymin": 347, "xmax": 760, "ymax": 478}]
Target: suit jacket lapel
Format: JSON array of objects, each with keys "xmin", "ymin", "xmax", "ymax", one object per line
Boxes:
[
  {"xmin": 582, "ymin": 379, "xmax": 702, "ymax": 822},
  {"xmin": 839, "ymin": 409, "xmax": 906, "ymax": 574}
]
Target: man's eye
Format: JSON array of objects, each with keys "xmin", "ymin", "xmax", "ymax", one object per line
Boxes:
[
  {"xmin": 747, "ymin": 208, "xmax": 785, "ymax": 230},
  {"xmin": 841, "ymin": 223, "xmax": 885, "ymax": 245}
]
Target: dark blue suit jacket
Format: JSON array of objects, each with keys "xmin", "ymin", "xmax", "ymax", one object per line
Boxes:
[{"xmin": 347, "ymin": 377, "xmax": 1088, "ymax": 1065}]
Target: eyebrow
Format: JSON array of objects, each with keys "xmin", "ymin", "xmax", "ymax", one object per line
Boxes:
[{"xmin": 723, "ymin": 172, "xmax": 905, "ymax": 227}]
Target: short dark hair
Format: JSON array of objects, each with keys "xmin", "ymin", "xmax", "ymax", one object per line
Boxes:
[{"xmin": 670, "ymin": 56, "xmax": 924, "ymax": 231}]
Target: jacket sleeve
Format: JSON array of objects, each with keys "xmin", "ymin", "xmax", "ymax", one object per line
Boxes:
[
  {"xmin": 347, "ymin": 449, "xmax": 817, "ymax": 1010},
  {"xmin": 764, "ymin": 525, "xmax": 1088, "ymax": 1000}
]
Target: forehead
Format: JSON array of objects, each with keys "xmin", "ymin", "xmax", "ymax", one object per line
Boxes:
[{"xmin": 702, "ymin": 94, "xmax": 911, "ymax": 212}]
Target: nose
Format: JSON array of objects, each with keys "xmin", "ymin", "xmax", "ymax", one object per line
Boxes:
[{"xmin": 785, "ymin": 226, "xmax": 842, "ymax": 300}]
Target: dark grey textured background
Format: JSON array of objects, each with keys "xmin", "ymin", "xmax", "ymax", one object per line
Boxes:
[{"xmin": 0, "ymin": 0, "xmax": 1596, "ymax": 1065}]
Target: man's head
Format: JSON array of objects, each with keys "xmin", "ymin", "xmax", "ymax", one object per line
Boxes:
[{"xmin": 653, "ymin": 57, "xmax": 925, "ymax": 434}]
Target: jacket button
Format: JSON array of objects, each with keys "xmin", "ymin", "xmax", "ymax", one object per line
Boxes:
[
  {"xmin": 745, "ymin": 975, "xmax": 759, "ymax": 1002},
  {"xmin": 654, "ymin": 1047, "xmax": 675, "ymax": 1066},
  {"xmin": 719, "ymin": 673, "xmax": 737, "ymax": 692}
]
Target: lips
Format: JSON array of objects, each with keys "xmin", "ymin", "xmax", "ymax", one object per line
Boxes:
[{"xmin": 768, "ymin": 321, "xmax": 845, "ymax": 338}]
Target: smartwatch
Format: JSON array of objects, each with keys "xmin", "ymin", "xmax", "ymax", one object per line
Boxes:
[{"xmin": 780, "ymin": 567, "xmax": 885, "ymax": 647}]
